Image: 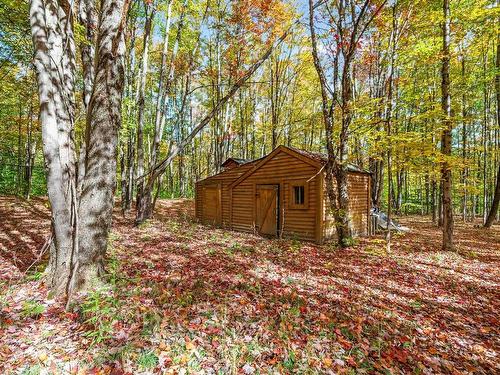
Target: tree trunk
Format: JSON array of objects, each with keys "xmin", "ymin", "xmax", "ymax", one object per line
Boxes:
[
  {"xmin": 76, "ymin": 0, "xmax": 97, "ymax": 197},
  {"xmin": 72, "ymin": 0, "xmax": 128, "ymax": 292},
  {"xmin": 485, "ymin": 164, "xmax": 500, "ymax": 227},
  {"xmin": 440, "ymin": 0, "xmax": 454, "ymax": 251},
  {"xmin": 385, "ymin": 3, "xmax": 398, "ymax": 253},
  {"xmin": 135, "ymin": 3, "xmax": 155, "ymax": 222},
  {"xmin": 431, "ymin": 178, "xmax": 437, "ymax": 223},
  {"xmin": 482, "ymin": 53, "xmax": 489, "ymax": 224},
  {"xmin": 336, "ymin": 67, "xmax": 354, "ymax": 244},
  {"xmin": 30, "ymin": 0, "xmax": 78, "ymax": 296},
  {"xmin": 121, "ymin": 21, "xmax": 137, "ymax": 213},
  {"xmin": 79, "ymin": 0, "xmax": 96, "ymax": 109},
  {"xmin": 308, "ymin": 0, "xmax": 341, "ymax": 245},
  {"xmin": 309, "ymin": 0, "xmax": 379, "ymax": 246},
  {"xmin": 31, "ymin": 0, "xmax": 129, "ymax": 298},
  {"xmin": 461, "ymin": 55, "xmax": 468, "ymax": 222},
  {"xmin": 17, "ymin": 101, "xmax": 23, "ymax": 195},
  {"xmin": 151, "ymin": 0, "xmax": 174, "ymax": 170},
  {"xmin": 484, "ymin": 33, "xmax": 500, "ymax": 228},
  {"xmin": 24, "ymin": 96, "xmax": 35, "ymax": 198},
  {"xmin": 120, "ymin": 143, "xmax": 127, "ymax": 214}
]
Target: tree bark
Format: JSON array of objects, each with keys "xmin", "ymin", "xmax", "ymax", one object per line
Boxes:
[
  {"xmin": 77, "ymin": 0, "xmax": 97, "ymax": 197},
  {"xmin": 30, "ymin": 0, "xmax": 78, "ymax": 296},
  {"xmin": 135, "ymin": 2, "xmax": 155, "ymax": 222},
  {"xmin": 72, "ymin": 0, "xmax": 128, "ymax": 292},
  {"xmin": 440, "ymin": 0, "xmax": 454, "ymax": 250},
  {"xmin": 484, "ymin": 32, "xmax": 500, "ymax": 228},
  {"xmin": 31, "ymin": 0, "xmax": 129, "ymax": 299}
]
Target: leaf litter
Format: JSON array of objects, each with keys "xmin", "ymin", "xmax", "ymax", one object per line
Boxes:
[{"xmin": 0, "ymin": 197, "xmax": 499, "ymax": 374}]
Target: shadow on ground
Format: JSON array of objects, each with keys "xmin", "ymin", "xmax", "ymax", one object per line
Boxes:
[{"xmin": 0, "ymin": 196, "xmax": 498, "ymax": 374}]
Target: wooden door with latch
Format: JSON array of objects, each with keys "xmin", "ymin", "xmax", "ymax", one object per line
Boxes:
[{"xmin": 255, "ymin": 184, "xmax": 279, "ymax": 236}]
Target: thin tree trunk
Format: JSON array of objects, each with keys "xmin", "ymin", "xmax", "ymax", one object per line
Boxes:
[
  {"xmin": 151, "ymin": 0, "xmax": 177, "ymax": 170},
  {"xmin": 440, "ymin": 0, "xmax": 454, "ymax": 251},
  {"xmin": 17, "ymin": 101, "xmax": 23, "ymax": 195},
  {"xmin": 461, "ymin": 55, "xmax": 468, "ymax": 222},
  {"xmin": 308, "ymin": 0, "xmax": 339, "ymax": 245},
  {"xmin": 386, "ymin": 3, "xmax": 397, "ymax": 253},
  {"xmin": 24, "ymin": 95, "xmax": 35, "ymax": 198},
  {"xmin": 135, "ymin": 3, "xmax": 155, "ymax": 220},
  {"xmin": 482, "ymin": 51, "xmax": 489, "ymax": 224},
  {"xmin": 122, "ymin": 21, "xmax": 137, "ymax": 212}
]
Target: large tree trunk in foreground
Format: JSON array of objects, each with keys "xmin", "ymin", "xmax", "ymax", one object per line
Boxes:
[
  {"xmin": 30, "ymin": 0, "xmax": 78, "ymax": 296},
  {"xmin": 72, "ymin": 0, "xmax": 127, "ymax": 292},
  {"xmin": 440, "ymin": 0, "xmax": 454, "ymax": 250},
  {"xmin": 31, "ymin": 0, "xmax": 128, "ymax": 297}
]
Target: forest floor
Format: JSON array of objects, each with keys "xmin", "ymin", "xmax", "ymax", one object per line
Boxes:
[{"xmin": 0, "ymin": 196, "xmax": 499, "ymax": 375}]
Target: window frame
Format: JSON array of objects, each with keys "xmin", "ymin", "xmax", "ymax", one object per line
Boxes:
[{"xmin": 289, "ymin": 179, "xmax": 309, "ymax": 209}]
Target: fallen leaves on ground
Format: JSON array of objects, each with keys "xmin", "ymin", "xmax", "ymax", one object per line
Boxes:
[{"xmin": 0, "ymin": 196, "xmax": 499, "ymax": 374}]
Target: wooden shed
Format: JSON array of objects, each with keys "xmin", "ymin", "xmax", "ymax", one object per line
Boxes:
[{"xmin": 195, "ymin": 145, "xmax": 371, "ymax": 243}]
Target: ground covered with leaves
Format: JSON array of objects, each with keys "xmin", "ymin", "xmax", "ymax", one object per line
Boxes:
[{"xmin": 0, "ymin": 196, "xmax": 499, "ymax": 374}]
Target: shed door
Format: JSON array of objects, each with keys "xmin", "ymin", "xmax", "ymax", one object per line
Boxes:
[
  {"xmin": 203, "ymin": 185, "xmax": 221, "ymax": 226},
  {"xmin": 256, "ymin": 184, "xmax": 279, "ymax": 236}
]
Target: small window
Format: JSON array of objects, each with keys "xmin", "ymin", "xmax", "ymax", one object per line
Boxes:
[
  {"xmin": 289, "ymin": 180, "xmax": 308, "ymax": 209},
  {"xmin": 294, "ymin": 185, "xmax": 305, "ymax": 205}
]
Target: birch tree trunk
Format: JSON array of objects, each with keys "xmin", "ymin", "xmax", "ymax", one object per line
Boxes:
[
  {"xmin": 31, "ymin": 0, "xmax": 128, "ymax": 297},
  {"xmin": 73, "ymin": 0, "xmax": 128, "ymax": 292},
  {"xmin": 77, "ymin": 0, "xmax": 97, "ymax": 196},
  {"xmin": 30, "ymin": 0, "xmax": 78, "ymax": 295}
]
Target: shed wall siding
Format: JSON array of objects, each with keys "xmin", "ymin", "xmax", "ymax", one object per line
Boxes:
[
  {"xmin": 195, "ymin": 163, "xmax": 254, "ymax": 227},
  {"xmin": 323, "ymin": 173, "xmax": 371, "ymax": 241},
  {"xmin": 231, "ymin": 151, "xmax": 319, "ymax": 241}
]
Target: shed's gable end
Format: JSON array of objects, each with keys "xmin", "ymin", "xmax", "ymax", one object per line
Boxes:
[{"xmin": 229, "ymin": 146, "xmax": 321, "ymax": 189}]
